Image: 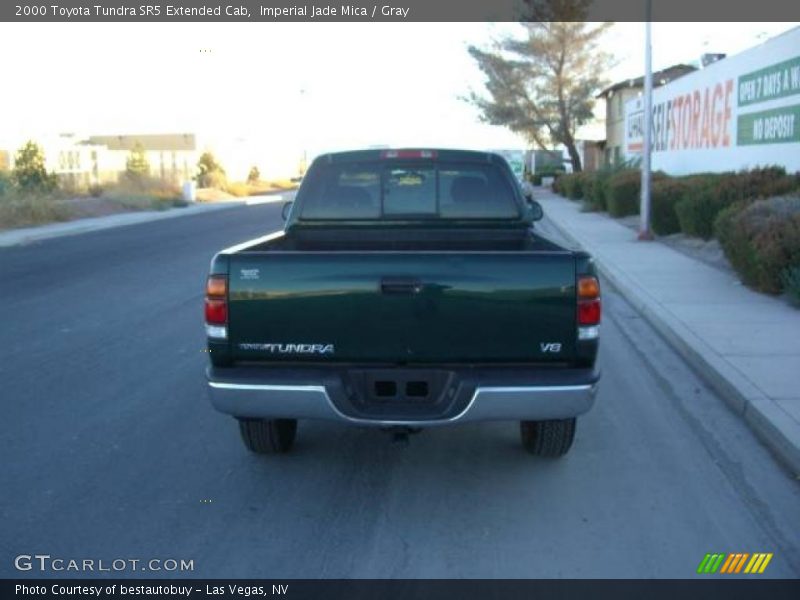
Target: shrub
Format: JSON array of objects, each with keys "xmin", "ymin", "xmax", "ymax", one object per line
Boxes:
[
  {"xmin": 103, "ymin": 176, "xmax": 185, "ymax": 210},
  {"xmin": 196, "ymin": 152, "xmax": 226, "ymax": 188},
  {"xmin": 532, "ymin": 166, "xmax": 565, "ymax": 186},
  {"xmin": 737, "ymin": 165, "xmax": 799, "ymax": 199},
  {"xmin": 247, "ymin": 166, "xmax": 260, "ymax": 184},
  {"xmin": 88, "ymin": 184, "xmax": 103, "ymax": 198},
  {"xmin": 675, "ymin": 168, "xmax": 800, "ymax": 239},
  {"xmin": 551, "ymin": 172, "xmax": 562, "ymax": 194},
  {"xmin": 781, "ymin": 265, "xmax": 800, "ymax": 307},
  {"xmin": 0, "ymin": 170, "xmax": 11, "ymax": 196},
  {"xmin": 0, "ymin": 189, "xmax": 72, "ymax": 229},
  {"xmin": 556, "ymin": 173, "xmax": 578, "ymax": 199},
  {"xmin": 12, "ymin": 141, "xmax": 57, "ymax": 193},
  {"xmin": 577, "ymin": 172, "xmax": 597, "ymax": 205},
  {"xmin": 566, "ymin": 174, "xmax": 582, "ymax": 200},
  {"xmin": 200, "ymin": 169, "xmax": 227, "ymax": 190},
  {"xmin": 606, "ymin": 169, "xmax": 641, "ymax": 217},
  {"xmin": 782, "ymin": 266, "xmax": 800, "ymax": 307},
  {"xmin": 675, "ymin": 174, "xmax": 731, "ymax": 239},
  {"xmin": 714, "ymin": 196, "xmax": 800, "ymax": 294},
  {"xmin": 586, "ymin": 169, "xmax": 615, "ymax": 212},
  {"xmin": 225, "ymin": 182, "xmax": 250, "ymax": 197},
  {"xmin": 124, "ymin": 143, "xmax": 150, "ymax": 184},
  {"xmin": 650, "ymin": 179, "xmax": 687, "ymax": 235}
]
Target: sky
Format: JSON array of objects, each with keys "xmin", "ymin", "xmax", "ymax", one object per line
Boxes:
[{"xmin": 0, "ymin": 21, "xmax": 797, "ymax": 178}]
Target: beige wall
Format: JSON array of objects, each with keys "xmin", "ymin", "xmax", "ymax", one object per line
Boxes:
[{"xmin": 604, "ymin": 88, "xmax": 641, "ymax": 165}]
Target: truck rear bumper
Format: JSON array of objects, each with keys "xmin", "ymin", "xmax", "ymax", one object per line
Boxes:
[{"xmin": 207, "ymin": 365, "xmax": 599, "ymax": 426}]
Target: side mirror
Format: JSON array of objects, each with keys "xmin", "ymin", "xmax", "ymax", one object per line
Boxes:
[
  {"xmin": 281, "ymin": 201, "xmax": 294, "ymax": 222},
  {"xmin": 527, "ymin": 200, "xmax": 544, "ymax": 221}
]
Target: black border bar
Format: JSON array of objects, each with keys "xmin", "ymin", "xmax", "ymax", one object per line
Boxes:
[
  {"xmin": 2, "ymin": 0, "xmax": 800, "ymax": 22},
  {"xmin": 4, "ymin": 579, "xmax": 800, "ymax": 600}
]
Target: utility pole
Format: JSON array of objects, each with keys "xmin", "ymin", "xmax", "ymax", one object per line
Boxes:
[{"xmin": 639, "ymin": 0, "xmax": 654, "ymax": 240}]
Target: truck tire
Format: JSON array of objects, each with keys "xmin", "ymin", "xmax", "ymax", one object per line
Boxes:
[
  {"xmin": 520, "ymin": 418, "xmax": 576, "ymax": 457},
  {"xmin": 238, "ymin": 418, "xmax": 297, "ymax": 454}
]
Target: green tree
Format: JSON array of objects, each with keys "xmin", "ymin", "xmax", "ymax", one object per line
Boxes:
[
  {"xmin": 196, "ymin": 151, "xmax": 226, "ymax": 188},
  {"xmin": 124, "ymin": 143, "xmax": 150, "ymax": 183},
  {"xmin": 467, "ymin": 4, "xmax": 612, "ymax": 172},
  {"xmin": 247, "ymin": 166, "xmax": 260, "ymax": 184},
  {"xmin": 12, "ymin": 141, "xmax": 55, "ymax": 191}
]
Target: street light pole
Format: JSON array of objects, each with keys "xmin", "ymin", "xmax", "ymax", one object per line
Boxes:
[{"xmin": 639, "ymin": 0, "xmax": 654, "ymax": 240}]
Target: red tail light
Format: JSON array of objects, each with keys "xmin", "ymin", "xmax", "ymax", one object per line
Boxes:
[
  {"xmin": 577, "ymin": 276, "xmax": 601, "ymax": 327},
  {"xmin": 578, "ymin": 299, "xmax": 601, "ymax": 325},
  {"xmin": 381, "ymin": 149, "xmax": 437, "ymax": 159},
  {"xmin": 205, "ymin": 299, "xmax": 228, "ymax": 325},
  {"xmin": 205, "ymin": 275, "xmax": 228, "ymax": 326}
]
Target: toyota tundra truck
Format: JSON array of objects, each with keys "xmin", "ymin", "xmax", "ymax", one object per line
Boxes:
[{"xmin": 205, "ymin": 149, "xmax": 601, "ymax": 456}]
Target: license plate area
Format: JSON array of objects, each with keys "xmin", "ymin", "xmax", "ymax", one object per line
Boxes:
[
  {"xmin": 339, "ymin": 368, "xmax": 460, "ymax": 417},
  {"xmin": 357, "ymin": 369, "xmax": 451, "ymax": 404}
]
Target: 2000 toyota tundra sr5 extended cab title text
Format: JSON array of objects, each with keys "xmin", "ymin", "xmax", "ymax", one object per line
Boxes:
[{"xmin": 205, "ymin": 149, "xmax": 601, "ymax": 457}]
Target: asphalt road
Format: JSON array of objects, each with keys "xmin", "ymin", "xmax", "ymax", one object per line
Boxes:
[{"xmin": 1, "ymin": 202, "xmax": 799, "ymax": 579}]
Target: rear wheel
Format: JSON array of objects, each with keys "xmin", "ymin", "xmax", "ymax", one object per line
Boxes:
[
  {"xmin": 238, "ymin": 418, "xmax": 297, "ymax": 454},
  {"xmin": 520, "ymin": 418, "xmax": 576, "ymax": 457}
]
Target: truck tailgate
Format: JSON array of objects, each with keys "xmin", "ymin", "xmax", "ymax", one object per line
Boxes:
[{"xmin": 227, "ymin": 252, "xmax": 577, "ymax": 364}]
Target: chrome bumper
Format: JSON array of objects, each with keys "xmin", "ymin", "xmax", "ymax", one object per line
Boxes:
[{"xmin": 208, "ymin": 380, "xmax": 598, "ymax": 426}]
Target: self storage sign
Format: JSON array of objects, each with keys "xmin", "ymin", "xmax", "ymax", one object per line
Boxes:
[
  {"xmin": 737, "ymin": 56, "xmax": 800, "ymax": 145},
  {"xmin": 623, "ymin": 27, "xmax": 800, "ymax": 174}
]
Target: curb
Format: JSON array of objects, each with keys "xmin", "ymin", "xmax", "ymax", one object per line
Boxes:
[
  {"xmin": 544, "ymin": 203, "xmax": 800, "ymax": 476},
  {"xmin": 0, "ymin": 194, "xmax": 288, "ymax": 248}
]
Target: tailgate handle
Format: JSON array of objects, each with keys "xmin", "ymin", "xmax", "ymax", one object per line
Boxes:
[{"xmin": 380, "ymin": 278, "xmax": 423, "ymax": 295}]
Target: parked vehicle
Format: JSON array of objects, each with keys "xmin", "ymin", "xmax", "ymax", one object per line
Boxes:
[{"xmin": 205, "ymin": 149, "xmax": 601, "ymax": 456}]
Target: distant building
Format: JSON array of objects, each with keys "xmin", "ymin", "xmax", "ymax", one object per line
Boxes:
[
  {"xmin": 597, "ymin": 64, "xmax": 697, "ymax": 165},
  {"xmin": 3, "ymin": 133, "xmax": 198, "ymax": 192},
  {"xmin": 87, "ymin": 133, "xmax": 198, "ymax": 185}
]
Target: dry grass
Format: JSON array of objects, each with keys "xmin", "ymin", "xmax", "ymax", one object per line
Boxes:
[
  {"xmin": 101, "ymin": 177, "xmax": 187, "ymax": 211},
  {"xmin": 196, "ymin": 188, "xmax": 236, "ymax": 203},
  {"xmin": 0, "ymin": 191, "xmax": 73, "ymax": 229}
]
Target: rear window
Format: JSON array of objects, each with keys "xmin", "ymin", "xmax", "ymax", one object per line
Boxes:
[{"xmin": 298, "ymin": 161, "xmax": 520, "ymax": 220}]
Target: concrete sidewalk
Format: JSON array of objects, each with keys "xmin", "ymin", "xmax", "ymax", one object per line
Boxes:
[
  {"xmin": 538, "ymin": 188, "xmax": 800, "ymax": 475},
  {"xmin": 0, "ymin": 194, "xmax": 287, "ymax": 248}
]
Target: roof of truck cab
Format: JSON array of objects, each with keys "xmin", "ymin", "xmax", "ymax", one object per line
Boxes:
[{"xmin": 314, "ymin": 149, "xmax": 507, "ymax": 164}]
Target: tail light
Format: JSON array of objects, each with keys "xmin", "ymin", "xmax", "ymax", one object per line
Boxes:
[
  {"xmin": 205, "ymin": 274, "xmax": 228, "ymax": 339},
  {"xmin": 577, "ymin": 275, "xmax": 601, "ymax": 340}
]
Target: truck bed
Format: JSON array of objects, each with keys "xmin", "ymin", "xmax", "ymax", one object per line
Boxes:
[{"xmin": 239, "ymin": 226, "xmax": 565, "ymax": 253}]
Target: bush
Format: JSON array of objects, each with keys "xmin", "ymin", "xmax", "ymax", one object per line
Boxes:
[
  {"xmin": 88, "ymin": 184, "xmax": 103, "ymax": 198},
  {"xmin": 585, "ymin": 170, "xmax": 612, "ymax": 211},
  {"xmin": 0, "ymin": 170, "xmax": 11, "ymax": 196},
  {"xmin": 577, "ymin": 172, "xmax": 597, "ymax": 205},
  {"xmin": 556, "ymin": 172, "xmax": 595, "ymax": 200},
  {"xmin": 532, "ymin": 166, "xmax": 565, "ymax": 186},
  {"xmin": 675, "ymin": 173, "xmax": 737, "ymax": 239},
  {"xmin": 196, "ymin": 152, "xmax": 226, "ymax": 189},
  {"xmin": 103, "ymin": 176, "xmax": 185, "ymax": 210},
  {"xmin": 675, "ymin": 167, "xmax": 800, "ymax": 239},
  {"xmin": 783, "ymin": 266, "xmax": 800, "ymax": 307},
  {"xmin": 606, "ymin": 169, "xmax": 641, "ymax": 217},
  {"xmin": 551, "ymin": 172, "xmax": 562, "ymax": 194},
  {"xmin": 225, "ymin": 182, "xmax": 250, "ymax": 197},
  {"xmin": 714, "ymin": 196, "xmax": 800, "ymax": 294},
  {"xmin": 199, "ymin": 169, "xmax": 227, "ymax": 190},
  {"xmin": 650, "ymin": 179, "xmax": 688, "ymax": 235},
  {"xmin": 0, "ymin": 189, "xmax": 72, "ymax": 229},
  {"xmin": 12, "ymin": 141, "xmax": 57, "ymax": 193},
  {"xmin": 556, "ymin": 173, "xmax": 578, "ymax": 199}
]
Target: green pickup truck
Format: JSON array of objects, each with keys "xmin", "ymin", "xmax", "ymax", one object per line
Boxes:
[{"xmin": 205, "ymin": 149, "xmax": 601, "ymax": 457}]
